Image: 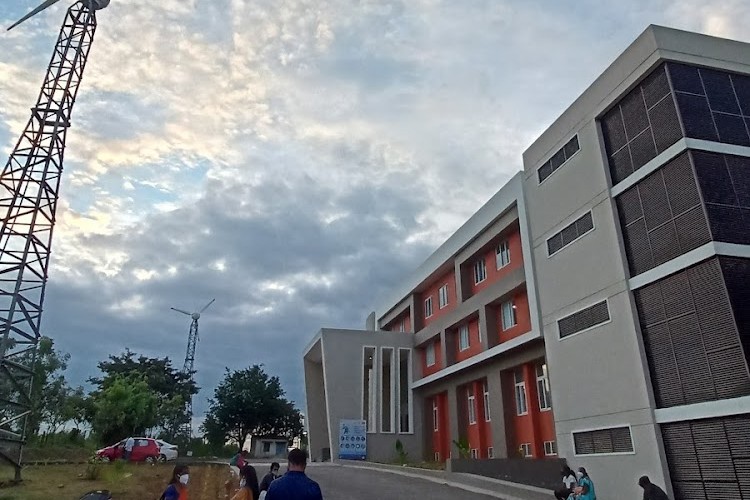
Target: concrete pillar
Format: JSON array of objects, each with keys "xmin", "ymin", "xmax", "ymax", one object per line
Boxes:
[
  {"xmin": 365, "ymin": 311, "xmax": 376, "ymax": 331},
  {"xmin": 487, "ymin": 369, "xmax": 508, "ymax": 458},
  {"xmin": 453, "ymin": 261, "xmax": 464, "ymax": 303},
  {"xmin": 478, "ymin": 305, "xmax": 491, "ymax": 351},
  {"xmin": 440, "ymin": 329, "xmax": 451, "ymax": 368},
  {"xmin": 304, "ymin": 358, "xmax": 329, "ymax": 462}
]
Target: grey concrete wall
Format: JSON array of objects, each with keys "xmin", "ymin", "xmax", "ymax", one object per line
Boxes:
[
  {"xmin": 318, "ymin": 329, "xmax": 424, "ymax": 463},
  {"xmin": 447, "ymin": 457, "xmax": 564, "ymax": 489},
  {"xmin": 304, "ymin": 352, "xmax": 329, "ymax": 462}
]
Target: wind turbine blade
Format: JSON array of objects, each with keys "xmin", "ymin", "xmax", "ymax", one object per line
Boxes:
[
  {"xmin": 171, "ymin": 307, "xmax": 192, "ymax": 316},
  {"xmin": 199, "ymin": 298, "xmax": 216, "ymax": 314},
  {"xmin": 7, "ymin": 0, "xmax": 65, "ymax": 31}
]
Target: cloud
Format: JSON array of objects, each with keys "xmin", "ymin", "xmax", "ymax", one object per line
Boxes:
[{"xmin": 1, "ymin": 0, "xmax": 750, "ymax": 420}]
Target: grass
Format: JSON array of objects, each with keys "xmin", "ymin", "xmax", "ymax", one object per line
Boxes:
[{"xmin": 0, "ymin": 463, "xmax": 235, "ymax": 500}]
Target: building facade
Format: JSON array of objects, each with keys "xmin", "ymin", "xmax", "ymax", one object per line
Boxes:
[{"xmin": 304, "ymin": 26, "xmax": 750, "ymax": 500}]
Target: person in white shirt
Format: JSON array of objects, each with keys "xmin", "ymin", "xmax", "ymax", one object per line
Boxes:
[
  {"xmin": 124, "ymin": 436, "xmax": 135, "ymax": 461},
  {"xmin": 554, "ymin": 465, "xmax": 577, "ymax": 500}
]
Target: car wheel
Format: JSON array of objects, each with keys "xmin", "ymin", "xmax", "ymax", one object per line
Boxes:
[
  {"xmin": 145, "ymin": 456, "xmax": 156, "ymax": 464},
  {"xmin": 158, "ymin": 454, "xmax": 167, "ymax": 463},
  {"xmin": 100, "ymin": 456, "xmax": 111, "ymax": 463}
]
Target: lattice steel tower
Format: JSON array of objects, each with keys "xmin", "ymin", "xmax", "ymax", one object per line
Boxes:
[
  {"xmin": 0, "ymin": 0, "xmax": 109, "ymax": 480},
  {"xmin": 171, "ymin": 299, "xmax": 214, "ymax": 438}
]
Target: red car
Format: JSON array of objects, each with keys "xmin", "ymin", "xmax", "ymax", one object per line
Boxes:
[{"xmin": 96, "ymin": 437, "xmax": 161, "ymax": 463}]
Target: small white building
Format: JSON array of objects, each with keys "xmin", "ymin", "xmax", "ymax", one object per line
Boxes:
[{"xmin": 250, "ymin": 436, "xmax": 289, "ymax": 459}]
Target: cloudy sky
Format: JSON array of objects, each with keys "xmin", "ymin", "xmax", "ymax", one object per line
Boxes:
[{"xmin": 0, "ymin": 0, "xmax": 748, "ymax": 425}]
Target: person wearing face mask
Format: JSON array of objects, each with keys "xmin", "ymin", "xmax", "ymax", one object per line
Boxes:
[
  {"xmin": 230, "ymin": 465, "xmax": 260, "ymax": 500},
  {"xmin": 259, "ymin": 462, "xmax": 280, "ymax": 496},
  {"xmin": 573, "ymin": 467, "xmax": 596, "ymax": 500},
  {"xmin": 160, "ymin": 465, "xmax": 189, "ymax": 500}
]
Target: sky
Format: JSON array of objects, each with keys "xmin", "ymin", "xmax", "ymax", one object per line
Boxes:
[{"xmin": 0, "ymin": 0, "xmax": 748, "ymax": 428}]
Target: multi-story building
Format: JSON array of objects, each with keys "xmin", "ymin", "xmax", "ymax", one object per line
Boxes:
[{"xmin": 304, "ymin": 25, "xmax": 750, "ymax": 500}]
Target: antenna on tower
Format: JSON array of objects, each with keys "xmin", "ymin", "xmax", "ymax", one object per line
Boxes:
[{"xmin": 171, "ymin": 299, "xmax": 215, "ymax": 440}]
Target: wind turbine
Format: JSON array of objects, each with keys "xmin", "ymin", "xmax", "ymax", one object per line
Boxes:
[
  {"xmin": 171, "ymin": 299, "xmax": 215, "ymax": 438},
  {"xmin": 0, "ymin": 0, "xmax": 109, "ymax": 480}
]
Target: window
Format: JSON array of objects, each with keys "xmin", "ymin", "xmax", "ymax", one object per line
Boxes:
[
  {"xmin": 558, "ymin": 300, "xmax": 610, "ymax": 339},
  {"xmin": 458, "ymin": 325, "xmax": 470, "ymax": 351},
  {"xmin": 544, "ymin": 441, "xmax": 557, "ymax": 456},
  {"xmin": 467, "ymin": 386, "xmax": 477, "ymax": 424},
  {"xmin": 263, "ymin": 442, "xmax": 272, "ymax": 453},
  {"xmin": 381, "ymin": 347, "xmax": 395, "ymax": 433},
  {"xmin": 424, "ymin": 297, "xmax": 433, "ymax": 318},
  {"xmin": 473, "ymin": 258, "xmax": 487, "ymax": 284},
  {"xmin": 434, "ymin": 451, "xmax": 440, "ymax": 461},
  {"xmin": 432, "ymin": 399, "xmax": 439, "ymax": 431},
  {"xmin": 573, "ymin": 426, "xmax": 634, "ymax": 455},
  {"xmin": 398, "ymin": 348, "xmax": 412, "ymax": 433},
  {"xmin": 426, "ymin": 342, "xmax": 436, "ymax": 367},
  {"xmin": 536, "ymin": 363, "xmax": 552, "ymax": 411},
  {"xmin": 501, "ymin": 301, "xmax": 517, "ymax": 330},
  {"xmin": 487, "ymin": 447, "xmax": 494, "ymax": 458},
  {"xmin": 496, "ymin": 240, "xmax": 511, "ymax": 269},
  {"xmin": 362, "ymin": 347, "xmax": 377, "ymax": 432},
  {"xmin": 398, "ymin": 318, "xmax": 405, "ymax": 332},
  {"xmin": 483, "ymin": 381, "xmax": 491, "ymax": 422},
  {"xmin": 439, "ymin": 284, "xmax": 449, "ymax": 309},
  {"xmin": 470, "ymin": 449, "xmax": 479, "ymax": 459},
  {"xmin": 547, "ymin": 211, "xmax": 594, "ymax": 256},
  {"xmin": 519, "ymin": 443, "xmax": 532, "ymax": 458},
  {"xmin": 537, "ymin": 135, "xmax": 580, "ymax": 183},
  {"xmin": 514, "ymin": 370, "xmax": 528, "ymax": 415}
]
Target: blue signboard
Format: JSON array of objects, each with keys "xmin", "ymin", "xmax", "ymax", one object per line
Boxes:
[{"xmin": 338, "ymin": 419, "xmax": 367, "ymax": 460}]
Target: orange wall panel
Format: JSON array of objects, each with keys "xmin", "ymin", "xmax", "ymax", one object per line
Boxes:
[
  {"xmin": 429, "ymin": 392, "xmax": 450, "ymax": 461},
  {"xmin": 498, "ymin": 291, "xmax": 531, "ymax": 343},
  {"xmin": 454, "ymin": 318, "xmax": 483, "ymax": 363},
  {"xmin": 421, "ymin": 338, "xmax": 442, "ymax": 377},
  {"xmin": 422, "ymin": 270, "xmax": 457, "ymax": 329},
  {"xmin": 469, "ymin": 229, "xmax": 523, "ymax": 297}
]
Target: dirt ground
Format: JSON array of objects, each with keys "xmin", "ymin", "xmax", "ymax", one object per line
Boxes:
[{"xmin": 0, "ymin": 462, "xmax": 235, "ymax": 500}]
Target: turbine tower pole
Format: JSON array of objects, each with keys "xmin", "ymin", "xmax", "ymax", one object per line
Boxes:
[
  {"xmin": 182, "ymin": 318, "xmax": 199, "ymax": 437},
  {"xmin": 0, "ymin": 1, "xmax": 100, "ymax": 480}
]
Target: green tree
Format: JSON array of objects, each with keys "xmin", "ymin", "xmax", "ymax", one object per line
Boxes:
[
  {"xmin": 88, "ymin": 350, "xmax": 197, "ymax": 442},
  {"xmin": 89, "ymin": 374, "xmax": 159, "ymax": 444},
  {"xmin": 27, "ymin": 337, "xmax": 71, "ymax": 438},
  {"xmin": 201, "ymin": 365, "xmax": 303, "ymax": 449}
]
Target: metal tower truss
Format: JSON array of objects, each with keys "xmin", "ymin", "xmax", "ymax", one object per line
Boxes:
[
  {"xmin": 182, "ymin": 318, "xmax": 199, "ymax": 436},
  {"xmin": 0, "ymin": 1, "xmax": 97, "ymax": 477}
]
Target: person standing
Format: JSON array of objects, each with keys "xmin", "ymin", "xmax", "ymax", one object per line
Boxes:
[
  {"xmin": 554, "ymin": 465, "xmax": 577, "ymax": 500},
  {"xmin": 265, "ymin": 449, "xmax": 322, "ymax": 500},
  {"xmin": 638, "ymin": 476, "xmax": 670, "ymax": 500},
  {"xmin": 124, "ymin": 437, "xmax": 135, "ymax": 461},
  {"xmin": 160, "ymin": 465, "xmax": 189, "ymax": 500},
  {"xmin": 230, "ymin": 465, "xmax": 260, "ymax": 500},
  {"xmin": 259, "ymin": 462, "xmax": 280, "ymax": 494},
  {"xmin": 574, "ymin": 467, "xmax": 596, "ymax": 500}
]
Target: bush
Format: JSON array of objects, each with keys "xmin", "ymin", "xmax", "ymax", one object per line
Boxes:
[{"xmin": 83, "ymin": 461, "xmax": 102, "ymax": 481}]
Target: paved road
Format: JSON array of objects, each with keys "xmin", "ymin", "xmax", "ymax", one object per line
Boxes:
[{"xmin": 304, "ymin": 464, "xmax": 499, "ymax": 500}]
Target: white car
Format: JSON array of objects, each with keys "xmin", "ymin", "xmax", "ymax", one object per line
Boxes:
[{"xmin": 156, "ymin": 440, "xmax": 179, "ymax": 462}]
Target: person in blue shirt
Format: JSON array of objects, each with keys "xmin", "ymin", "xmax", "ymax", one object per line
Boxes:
[
  {"xmin": 265, "ymin": 448, "xmax": 323, "ymax": 500},
  {"xmin": 575, "ymin": 467, "xmax": 596, "ymax": 500}
]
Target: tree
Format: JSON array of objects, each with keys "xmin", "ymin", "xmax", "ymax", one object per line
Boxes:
[
  {"xmin": 27, "ymin": 337, "xmax": 71, "ymax": 437},
  {"xmin": 89, "ymin": 374, "xmax": 159, "ymax": 444},
  {"xmin": 202, "ymin": 365, "xmax": 303, "ymax": 449},
  {"xmin": 88, "ymin": 350, "xmax": 197, "ymax": 442}
]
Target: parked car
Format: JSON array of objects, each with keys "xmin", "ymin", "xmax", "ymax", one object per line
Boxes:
[
  {"xmin": 156, "ymin": 439, "xmax": 179, "ymax": 462},
  {"xmin": 96, "ymin": 437, "xmax": 161, "ymax": 463}
]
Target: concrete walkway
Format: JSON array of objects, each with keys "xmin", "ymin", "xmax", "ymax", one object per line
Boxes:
[{"xmin": 335, "ymin": 461, "xmax": 553, "ymax": 500}]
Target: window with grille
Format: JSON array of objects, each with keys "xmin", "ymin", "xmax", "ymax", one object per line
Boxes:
[
  {"xmin": 432, "ymin": 399, "xmax": 439, "ymax": 431},
  {"xmin": 426, "ymin": 342, "xmax": 436, "ymax": 367},
  {"xmin": 467, "ymin": 386, "xmax": 477, "ymax": 424},
  {"xmin": 487, "ymin": 447, "xmax": 494, "ymax": 459},
  {"xmin": 558, "ymin": 300, "xmax": 610, "ymax": 339},
  {"xmin": 544, "ymin": 441, "xmax": 557, "ymax": 456},
  {"xmin": 514, "ymin": 370, "xmax": 527, "ymax": 415},
  {"xmin": 473, "ymin": 258, "xmax": 487, "ymax": 284},
  {"xmin": 470, "ymin": 448, "xmax": 478, "ymax": 459},
  {"xmin": 536, "ymin": 363, "xmax": 552, "ymax": 410},
  {"xmin": 459, "ymin": 325, "xmax": 470, "ymax": 351},
  {"xmin": 424, "ymin": 297, "xmax": 433, "ymax": 318},
  {"xmin": 501, "ymin": 301, "xmax": 517, "ymax": 330},
  {"xmin": 483, "ymin": 381, "xmax": 491, "ymax": 422},
  {"xmin": 537, "ymin": 135, "xmax": 580, "ymax": 183},
  {"xmin": 438, "ymin": 284, "xmax": 449, "ymax": 309},
  {"xmin": 547, "ymin": 211, "xmax": 594, "ymax": 256},
  {"xmin": 573, "ymin": 427, "xmax": 634, "ymax": 455},
  {"xmin": 496, "ymin": 240, "xmax": 511, "ymax": 268}
]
